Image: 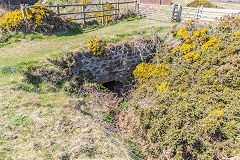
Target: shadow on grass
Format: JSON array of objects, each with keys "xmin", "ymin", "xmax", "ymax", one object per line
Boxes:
[{"xmin": 55, "ymin": 16, "xmax": 141, "ymax": 37}]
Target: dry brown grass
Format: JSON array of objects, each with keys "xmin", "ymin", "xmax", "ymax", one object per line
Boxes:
[{"xmin": 0, "ymin": 74, "xmax": 134, "ymax": 159}]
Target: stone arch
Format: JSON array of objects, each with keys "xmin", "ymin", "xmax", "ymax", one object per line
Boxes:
[{"xmin": 102, "ymin": 80, "xmax": 123, "ymax": 94}]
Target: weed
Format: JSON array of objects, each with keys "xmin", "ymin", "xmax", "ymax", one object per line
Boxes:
[
  {"xmin": 6, "ymin": 115, "xmax": 31, "ymax": 128},
  {"xmin": 102, "ymin": 113, "xmax": 112, "ymax": 123},
  {"xmin": 118, "ymin": 101, "xmax": 131, "ymax": 112}
]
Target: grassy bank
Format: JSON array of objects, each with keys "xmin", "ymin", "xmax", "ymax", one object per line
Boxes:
[{"xmin": 0, "ymin": 18, "xmax": 160, "ymax": 67}]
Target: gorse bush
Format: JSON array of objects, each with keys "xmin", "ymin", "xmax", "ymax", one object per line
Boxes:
[
  {"xmin": 88, "ymin": 38, "xmax": 107, "ymax": 56},
  {"xmin": 0, "ymin": 10, "xmax": 23, "ymax": 31},
  {"xmin": 0, "ymin": 5, "xmax": 72, "ymax": 33},
  {"xmin": 133, "ymin": 63, "xmax": 155, "ymax": 83},
  {"xmin": 187, "ymin": 0, "xmax": 223, "ymax": 8},
  {"xmin": 118, "ymin": 15, "xmax": 240, "ymax": 160},
  {"xmin": 133, "ymin": 63, "xmax": 169, "ymax": 93},
  {"xmin": 81, "ymin": 0, "xmax": 91, "ymax": 4},
  {"xmin": 172, "ymin": 27, "xmax": 216, "ymax": 62}
]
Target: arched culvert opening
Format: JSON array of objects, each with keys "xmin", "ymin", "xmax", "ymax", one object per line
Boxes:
[{"xmin": 102, "ymin": 81, "xmax": 124, "ymax": 96}]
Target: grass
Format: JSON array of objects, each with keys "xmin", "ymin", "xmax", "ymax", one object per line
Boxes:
[
  {"xmin": 0, "ymin": 17, "xmax": 172, "ymax": 159},
  {"xmin": 172, "ymin": 0, "xmax": 192, "ymax": 6},
  {"xmin": 0, "ymin": 85, "xmax": 132, "ymax": 159},
  {"xmin": 0, "ymin": 18, "xmax": 159, "ymax": 68},
  {"xmin": 0, "ymin": 71, "xmax": 135, "ymax": 159}
]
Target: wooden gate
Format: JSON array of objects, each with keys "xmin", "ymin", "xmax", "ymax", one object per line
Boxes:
[{"xmin": 181, "ymin": 6, "xmax": 240, "ymax": 22}]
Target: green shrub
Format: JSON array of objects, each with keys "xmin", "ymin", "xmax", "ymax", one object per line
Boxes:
[{"xmin": 117, "ymin": 16, "xmax": 240, "ymax": 160}]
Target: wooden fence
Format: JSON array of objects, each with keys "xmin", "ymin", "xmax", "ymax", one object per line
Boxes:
[
  {"xmin": 20, "ymin": 1, "xmax": 138, "ymax": 25},
  {"xmin": 181, "ymin": 5, "xmax": 240, "ymax": 21},
  {"xmin": 170, "ymin": 4, "xmax": 240, "ymax": 22},
  {"xmin": 138, "ymin": 3, "xmax": 240, "ymax": 22}
]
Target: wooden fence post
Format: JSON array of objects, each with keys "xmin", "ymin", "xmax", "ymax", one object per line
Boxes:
[
  {"xmin": 101, "ymin": 2, "xmax": 105, "ymax": 25},
  {"xmin": 20, "ymin": 4, "xmax": 27, "ymax": 20},
  {"xmin": 198, "ymin": 5, "xmax": 203, "ymax": 19},
  {"xmin": 105, "ymin": 2, "xmax": 108, "ymax": 24},
  {"xmin": 117, "ymin": 0, "xmax": 120, "ymax": 17},
  {"xmin": 114, "ymin": 0, "xmax": 117, "ymax": 20},
  {"xmin": 171, "ymin": 4, "xmax": 176, "ymax": 21},
  {"xmin": 82, "ymin": 3, "xmax": 86, "ymax": 25},
  {"xmin": 57, "ymin": 4, "xmax": 60, "ymax": 16},
  {"xmin": 136, "ymin": 1, "xmax": 140, "ymax": 16},
  {"xmin": 106, "ymin": 7, "xmax": 108, "ymax": 24},
  {"xmin": 135, "ymin": 0, "xmax": 138, "ymax": 14}
]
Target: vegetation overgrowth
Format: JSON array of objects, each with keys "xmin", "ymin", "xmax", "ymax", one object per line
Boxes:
[
  {"xmin": 0, "ymin": 5, "xmax": 73, "ymax": 33},
  {"xmin": 187, "ymin": 0, "xmax": 223, "ymax": 8},
  {"xmin": 0, "ymin": 14, "xmax": 139, "ymax": 48},
  {"xmin": 0, "ymin": 19, "xmax": 163, "ymax": 159},
  {"xmin": 117, "ymin": 15, "xmax": 240, "ymax": 159}
]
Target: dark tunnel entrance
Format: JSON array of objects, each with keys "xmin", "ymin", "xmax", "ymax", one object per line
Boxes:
[{"xmin": 102, "ymin": 81, "xmax": 124, "ymax": 96}]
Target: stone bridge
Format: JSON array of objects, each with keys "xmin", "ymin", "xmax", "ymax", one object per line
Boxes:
[{"xmin": 69, "ymin": 39, "xmax": 155, "ymax": 87}]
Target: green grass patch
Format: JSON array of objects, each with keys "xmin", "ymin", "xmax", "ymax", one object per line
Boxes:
[
  {"xmin": 0, "ymin": 18, "xmax": 159, "ymax": 67},
  {"xmin": 6, "ymin": 115, "xmax": 33, "ymax": 128}
]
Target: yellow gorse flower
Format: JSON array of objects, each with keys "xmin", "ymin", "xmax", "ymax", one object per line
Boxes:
[
  {"xmin": 234, "ymin": 32, "xmax": 240, "ymax": 36},
  {"xmin": 213, "ymin": 108, "xmax": 223, "ymax": 116},
  {"xmin": 156, "ymin": 82, "xmax": 168, "ymax": 93},
  {"xmin": 81, "ymin": 0, "xmax": 90, "ymax": 4},
  {"xmin": 172, "ymin": 27, "xmax": 217, "ymax": 62},
  {"xmin": 183, "ymin": 51, "xmax": 200, "ymax": 62},
  {"xmin": 133, "ymin": 63, "xmax": 155, "ymax": 83},
  {"xmin": 0, "ymin": 10, "xmax": 23, "ymax": 31},
  {"xmin": 133, "ymin": 63, "xmax": 169, "ymax": 83},
  {"xmin": 0, "ymin": 5, "xmax": 49, "ymax": 31},
  {"xmin": 88, "ymin": 38, "xmax": 107, "ymax": 56},
  {"xmin": 133, "ymin": 63, "xmax": 169, "ymax": 93}
]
